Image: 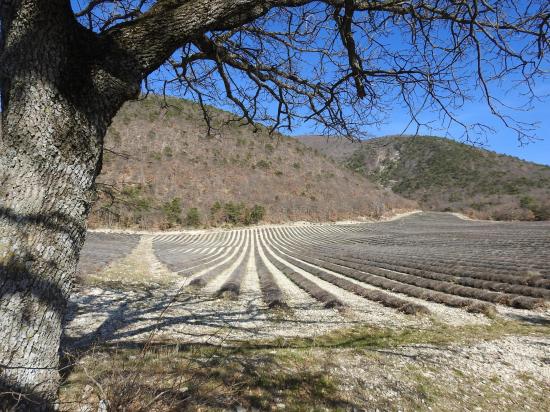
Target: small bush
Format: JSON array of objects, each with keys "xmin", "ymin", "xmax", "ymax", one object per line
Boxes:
[
  {"xmin": 150, "ymin": 152, "xmax": 162, "ymax": 161},
  {"xmin": 210, "ymin": 201, "xmax": 223, "ymax": 223},
  {"xmin": 224, "ymin": 202, "xmax": 245, "ymax": 224},
  {"xmin": 469, "ymin": 202, "xmax": 489, "ymax": 211},
  {"xmin": 113, "ymin": 185, "xmax": 155, "ymax": 227},
  {"xmin": 209, "ymin": 201, "xmax": 266, "ymax": 226},
  {"xmin": 148, "ymin": 111, "xmax": 158, "ymax": 122},
  {"xmin": 532, "ymin": 204, "xmax": 550, "ymax": 221},
  {"xmin": 256, "ymin": 160, "xmax": 271, "ymax": 170},
  {"xmin": 162, "ymin": 198, "xmax": 182, "ymax": 226},
  {"xmin": 520, "ymin": 196, "xmax": 535, "ymax": 209},
  {"xmin": 265, "ymin": 143, "xmax": 274, "ymax": 154},
  {"xmin": 520, "ymin": 196, "xmax": 550, "ymax": 220},
  {"xmin": 448, "ymin": 193, "xmax": 462, "ymax": 202},
  {"xmin": 166, "ymin": 105, "xmax": 182, "ymax": 118},
  {"xmin": 186, "ymin": 207, "xmax": 201, "ymax": 227},
  {"xmin": 248, "ymin": 205, "xmax": 265, "ymax": 224},
  {"xmin": 345, "ymin": 150, "xmax": 367, "ymax": 174},
  {"xmin": 120, "ymin": 186, "xmax": 152, "ymax": 212},
  {"xmin": 210, "ymin": 201, "xmax": 222, "ymax": 214},
  {"xmin": 163, "ymin": 146, "xmax": 173, "ymax": 158}
]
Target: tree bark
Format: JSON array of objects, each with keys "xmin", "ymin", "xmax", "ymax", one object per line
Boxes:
[
  {"xmin": 0, "ymin": 1, "xmax": 138, "ymax": 410},
  {"xmin": 0, "ymin": 95, "xmax": 99, "ymax": 410}
]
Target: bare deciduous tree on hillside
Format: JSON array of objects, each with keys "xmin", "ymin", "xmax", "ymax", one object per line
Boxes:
[{"xmin": 0, "ymin": 0, "xmax": 548, "ymax": 409}]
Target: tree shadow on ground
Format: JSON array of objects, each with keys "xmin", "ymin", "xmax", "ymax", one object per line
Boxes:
[
  {"xmin": 61, "ymin": 285, "xmax": 357, "ymax": 353},
  {"xmin": 58, "ymin": 284, "xmax": 372, "ymax": 410},
  {"xmin": 59, "ymin": 338, "xmax": 362, "ymax": 411},
  {"xmin": 59, "ymin": 278, "xmax": 549, "ymax": 411},
  {"xmin": 505, "ymin": 312, "xmax": 550, "ymax": 326}
]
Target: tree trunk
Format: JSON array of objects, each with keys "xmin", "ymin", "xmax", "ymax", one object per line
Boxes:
[
  {"xmin": 0, "ymin": 106, "xmax": 99, "ymax": 410},
  {"xmin": 0, "ymin": 1, "xmax": 138, "ymax": 410}
]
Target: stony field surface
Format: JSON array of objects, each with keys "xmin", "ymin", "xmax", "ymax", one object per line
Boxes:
[{"xmin": 62, "ymin": 212, "xmax": 549, "ymax": 411}]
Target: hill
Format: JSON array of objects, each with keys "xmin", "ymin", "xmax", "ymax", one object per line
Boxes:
[
  {"xmin": 88, "ymin": 97, "xmax": 414, "ymax": 229},
  {"xmin": 298, "ymin": 135, "xmax": 550, "ymax": 220},
  {"xmin": 294, "ymin": 135, "xmax": 360, "ymax": 161}
]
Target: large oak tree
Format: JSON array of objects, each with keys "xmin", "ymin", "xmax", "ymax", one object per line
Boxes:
[{"xmin": 0, "ymin": 0, "xmax": 548, "ymax": 409}]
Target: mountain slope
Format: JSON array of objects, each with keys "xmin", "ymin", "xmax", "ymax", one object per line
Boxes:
[
  {"xmin": 298, "ymin": 135, "xmax": 550, "ymax": 220},
  {"xmin": 89, "ymin": 97, "xmax": 414, "ymax": 229},
  {"xmin": 294, "ymin": 135, "xmax": 360, "ymax": 162}
]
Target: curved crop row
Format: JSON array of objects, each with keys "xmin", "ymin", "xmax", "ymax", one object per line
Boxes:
[
  {"xmin": 261, "ymin": 243, "xmax": 343, "ymax": 309},
  {"xmin": 273, "ymin": 229, "xmax": 548, "ymax": 308},
  {"xmin": 215, "ymin": 240, "xmax": 252, "ymax": 298},
  {"xmin": 269, "ymin": 242, "xmax": 430, "ymax": 315},
  {"xmin": 254, "ymin": 234, "xmax": 287, "ymax": 309}
]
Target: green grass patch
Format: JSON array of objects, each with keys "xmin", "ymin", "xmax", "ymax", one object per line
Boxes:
[{"xmin": 234, "ymin": 318, "xmax": 549, "ymax": 351}]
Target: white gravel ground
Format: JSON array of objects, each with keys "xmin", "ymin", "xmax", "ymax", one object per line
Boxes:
[{"xmin": 69, "ymin": 214, "xmax": 549, "ymax": 349}]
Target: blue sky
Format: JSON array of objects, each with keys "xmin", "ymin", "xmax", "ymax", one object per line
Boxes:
[
  {"xmin": 366, "ymin": 80, "xmax": 550, "ymax": 166},
  {"xmin": 286, "ymin": 86, "xmax": 550, "ymax": 166},
  {"xmin": 274, "ymin": 2, "xmax": 550, "ymax": 166},
  {"xmin": 68, "ymin": 0, "xmax": 550, "ymax": 166}
]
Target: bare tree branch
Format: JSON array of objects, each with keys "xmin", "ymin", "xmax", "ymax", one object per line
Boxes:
[{"xmin": 73, "ymin": 0, "xmax": 549, "ymax": 142}]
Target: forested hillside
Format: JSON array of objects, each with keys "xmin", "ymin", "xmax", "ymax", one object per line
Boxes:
[
  {"xmin": 299, "ymin": 135, "xmax": 550, "ymax": 220},
  {"xmin": 87, "ymin": 97, "xmax": 413, "ymax": 229}
]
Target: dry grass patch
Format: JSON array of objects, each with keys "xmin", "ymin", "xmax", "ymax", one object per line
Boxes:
[
  {"xmin": 83, "ymin": 236, "xmax": 180, "ymax": 289},
  {"xmin": 59, "ymin": 318, "xmax": 549, "ymax": 411}
]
